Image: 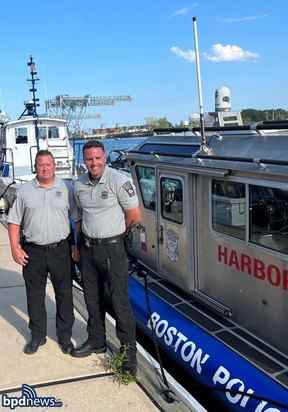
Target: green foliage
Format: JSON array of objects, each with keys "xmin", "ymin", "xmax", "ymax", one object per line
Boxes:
[
  {"xmin": 144, "ymin": 116, "xmax": 173, "ymax": 128},
  {"xmin": 241, "ymin": 108, "xmax": 288, "ymax": 124},
  {"xmin": 104, "ymin": 347, "xmax": 135, "ymax": 385},
  {"xmin": 144, "ymin": 108, "xmax": 288, "ymax": 129}
]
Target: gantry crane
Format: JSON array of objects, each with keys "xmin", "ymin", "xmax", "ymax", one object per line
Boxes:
[{"xmin": 45, "ymin": 95, "xmax": 132, "ymax": 134}]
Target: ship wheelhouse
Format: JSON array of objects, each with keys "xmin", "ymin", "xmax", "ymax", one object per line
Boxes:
[{"xmin": 2, "ymin": 116, "xmax": 72, "ymax": 181}]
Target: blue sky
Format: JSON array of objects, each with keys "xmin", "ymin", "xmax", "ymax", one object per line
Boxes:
[{"xmin": 0, "ymin": 0, "xmax": 287, "ymax": 128}]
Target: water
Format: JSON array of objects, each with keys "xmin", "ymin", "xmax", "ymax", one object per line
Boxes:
[{"xmin": 72, "ymin": 136, "xmax": 146, "ymax": 165}]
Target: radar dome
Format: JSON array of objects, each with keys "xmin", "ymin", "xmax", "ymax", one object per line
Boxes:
[{"xmin": 215, "ymin": 86, "xmax": 231, "ymax": 112}]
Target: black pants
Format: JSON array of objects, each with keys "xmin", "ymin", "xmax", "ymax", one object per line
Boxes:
[
  {"xmin": 23, "ymin": 240, "xmax": 75, "ymax": 344},
  {"xmin": 80, "ymin": 237, "xmax": 136, "ymax": 347}
]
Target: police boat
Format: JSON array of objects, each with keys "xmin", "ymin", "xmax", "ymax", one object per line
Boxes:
[{"xmin": 118, "ymin": 127, "xmax": 288, "ymax": 412}]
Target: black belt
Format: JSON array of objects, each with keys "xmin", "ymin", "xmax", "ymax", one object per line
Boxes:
[
  {"xmin": 25, "ymin": 238, "xmax": 67, "ymax": 249},
  {"xmin": 83, "ymin": 234, "xmax": 122, "ymax": 246}
]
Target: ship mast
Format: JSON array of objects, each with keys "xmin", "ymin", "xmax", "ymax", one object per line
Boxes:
[{"xmin": 19, "ymin": 56, "xmax": 40, "ymax": 152}]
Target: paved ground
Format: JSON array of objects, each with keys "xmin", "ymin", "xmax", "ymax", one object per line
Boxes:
[{"xmin": 0, "ymin": 223, "xmax": 159, "ymax": 412}]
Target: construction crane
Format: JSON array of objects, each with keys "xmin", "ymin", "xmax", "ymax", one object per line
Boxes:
[{"xmin": 45, "ymin": 95, "xmax": 132, "ymax": 134}]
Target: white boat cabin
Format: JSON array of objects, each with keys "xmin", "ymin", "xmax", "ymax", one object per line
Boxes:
[{"xmin": 1, "ymin": 116, "xmax": 73, "ymax": 182}]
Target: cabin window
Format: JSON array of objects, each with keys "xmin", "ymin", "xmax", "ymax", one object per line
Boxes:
[
  {"xmin": 48, "ymin": 126, "xmax": 59, "ymax": 139},
  {"xmin": 249, "ymin": 185, "xmax": 288, "ymax": 253},
  {"xmin": 212, "ymin": 180, "xmax": 246, "ymax": 240},
  {"xmin": 161, "ymin": 177, "xmax": 183, "ymax": 224},
  {"xmin": 38, "ymin": 126, "xmax": 59, "ymax": 139},
  {"xmin": 15, "ymin": 127, "xmax": 28, "ymax": 144},
  {"xmin": 222, "ymin": 115, "xmax": 238, "ymax": 121},
  {"xmin": 136, "ymin": 166, "xmax": 156, "ymax": 211}
]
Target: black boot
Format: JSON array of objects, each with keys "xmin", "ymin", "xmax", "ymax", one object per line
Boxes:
[
  {"xmin": 120, "ymin": 343, "xmax": 137, "ymax": 376},
  {"xmin": 24, "ymin": 337, "xmax": 47, "ymax": 355},
  {"xmin": 71, "ymin": 339, "xmax": 106, "ymax": 358}
]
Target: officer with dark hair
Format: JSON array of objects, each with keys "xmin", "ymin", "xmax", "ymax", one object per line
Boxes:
[
  {"xmin": 7, "ymin": 150, "xmax": 75, "ymax": 355},
  {"xmin": 71, "ymin": 140, "xmax": 141, "ymax": 376}
]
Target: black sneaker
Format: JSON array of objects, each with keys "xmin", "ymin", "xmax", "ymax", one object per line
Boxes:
[{"xmin": 59, "ymin": 340, "xmax": 75, "ymax": 355}]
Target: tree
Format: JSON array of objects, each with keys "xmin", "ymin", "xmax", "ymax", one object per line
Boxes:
[
  {"xmin": 144, "ymin": 117, "xmax": 173, "ymax": 128},
  {"xmin": 242, "ymin": 108, "xmax": 288, "ymax": 124}
]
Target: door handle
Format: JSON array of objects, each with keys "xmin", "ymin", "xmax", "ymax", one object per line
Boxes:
[{"xmin": 159, "ymin": 225, "xmax": 164, "ymax": 244}]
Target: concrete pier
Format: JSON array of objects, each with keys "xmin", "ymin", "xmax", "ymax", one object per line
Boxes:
[{"xmin": 0, "ymin": 222, "xmax": 159, "ymax": 411}]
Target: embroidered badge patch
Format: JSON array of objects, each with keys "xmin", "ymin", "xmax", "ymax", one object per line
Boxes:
[
  {"xmin": 122, "ymin": 181, "xmax": 135, "ymax": 197},
  {"xmin": 55, "ymin": 191, "xmax": 63, "ymax": 198},
  {"xmin": 101, "ymin": 191, "xmax": 108, "ymax": 199}
]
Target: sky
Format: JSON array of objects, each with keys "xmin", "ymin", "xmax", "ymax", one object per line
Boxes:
[{"xmin": 0, "ymin": 0, "xmax": 287, "ymax": 129}]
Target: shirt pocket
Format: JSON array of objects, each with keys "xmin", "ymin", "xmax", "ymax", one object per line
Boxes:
[
  {"xmin": 51, "ymin": 190, "xmax": 68, "ymax": 209},
  {"xmin": 77, "ymin": 189, "xmax": 95, "ymax": 208}
]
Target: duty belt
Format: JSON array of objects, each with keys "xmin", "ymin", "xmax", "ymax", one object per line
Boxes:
[
  {"xmin": 24, "ymin": 238, "xmax": 67, "ymax": 249},
  {"xmin": 83, "ymin": 234, "xmax": 123, "ymax": 247}
]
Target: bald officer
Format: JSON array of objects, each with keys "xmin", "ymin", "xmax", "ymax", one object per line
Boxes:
[
  {"xmin": 7, "ymin": 150, "xmax": 75, "ymax": 355},
  {"xmin": 71, "ymin": 140, "xmax": 141, "ymax": 376}
]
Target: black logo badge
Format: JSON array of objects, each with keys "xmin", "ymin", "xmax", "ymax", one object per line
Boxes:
[
  {"xmin": 122, "ymin": 181, "xmax": 135, "ymax": 198},
  {"xmin": 101, "ymin": 191, "xmax": 108, "ymax": 199},
  {"xmin": 55, "ymin": 191, "xmax": 63, "ymax": 198}
]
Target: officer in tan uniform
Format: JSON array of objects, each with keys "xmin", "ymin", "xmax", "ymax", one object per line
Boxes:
[
  {"xmin": 7, "ymin": 150, "xmax": 75, "ymax": 355},
  {"xmin": 71, "ymin": 140, "xmax": 141, "ymax": 376}
]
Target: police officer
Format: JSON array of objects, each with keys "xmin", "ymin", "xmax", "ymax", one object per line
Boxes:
[
  {"xmin": 7, "ymin": 150, "xmax": 75, "ymax": 355},
  {"xmin": 71, "ymin": 140, "xmax": 141, "ymax": 376}
]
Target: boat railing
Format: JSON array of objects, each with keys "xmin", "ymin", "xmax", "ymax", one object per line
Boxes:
[
  {"xmin": 29, "ymin": 145, "xmax": 38, "ymax": 174},
  {"xmin": 153, "ymin": 121, "xmax": 288, "ymax": 136},
  {"xmin": 197, "ymin": 154, "xmax": 288, "ymax": 167}
]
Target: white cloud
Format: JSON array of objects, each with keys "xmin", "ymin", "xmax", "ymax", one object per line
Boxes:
[
  {"xmin": 170, "ymin": 4, "xmax": 198, "ymax": 18},
  {"xmin": 170, "ymin": 46, "xmax": 196, "ymax": 63},
  {"xmin": 204, "ymin": 43, "xmax": 259, "ymax": 62},
  {"xmin": 219, "ymin": 14, "xmax": 269, "ymax": 24}
]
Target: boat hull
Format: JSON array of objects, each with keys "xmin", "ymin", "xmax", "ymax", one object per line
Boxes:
[{"xmin": 129, "ymin": 276, "xmax": 287, "ymax": 412}]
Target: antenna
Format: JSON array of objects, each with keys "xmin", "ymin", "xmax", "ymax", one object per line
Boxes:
[
  {"xmin": 18, "ymin": 56, "xmax": 40, "ymax": 152},
  {"xmin": 27, "ymin": 56, "xmax": 40, "ymax": 117},
  {"xmin": 192, "ymin": 17, "xmax": 209, "ymax": 153}
]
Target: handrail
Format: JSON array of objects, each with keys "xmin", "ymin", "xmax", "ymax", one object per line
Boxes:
[
  {"xmin": 29, "ymin": 145, "xmax": 38, "ymax": 174},
  {"xmin": 197, "ymin": 154, "xmax": 288, "ymax": 167},
  {"xmin": 128, "ymin": 150, "xmax": 288, "ymax": 168},
  {"xmin": 153, "ymin": 122, "xmax": 288, "ymax": 134}
]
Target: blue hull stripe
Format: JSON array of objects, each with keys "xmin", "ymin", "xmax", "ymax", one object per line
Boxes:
[{"xmin": 129, "ymin": 277, "xmax": 288, "ymax": 412}]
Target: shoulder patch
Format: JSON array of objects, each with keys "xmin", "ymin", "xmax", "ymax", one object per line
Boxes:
[{"xmin": 122, "ymin": 181, "xmax": 135, "ymax": 198}]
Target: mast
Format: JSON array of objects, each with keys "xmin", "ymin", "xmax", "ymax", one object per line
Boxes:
[
  {"xmin": 192, "ymin": 17, "xmax": 209, "ymax": 153},
  {"xmin": 18, "ymin": 56, "xmax": 40, "ymax": 152},
  {"xmin": 28, "ymin": 56, "xmax": 40, "ymax": 152}
]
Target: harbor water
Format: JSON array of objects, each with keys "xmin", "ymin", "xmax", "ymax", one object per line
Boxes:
[{"xmin": 72, "ymin": 137, "xmax": 146, "ymax": 165}]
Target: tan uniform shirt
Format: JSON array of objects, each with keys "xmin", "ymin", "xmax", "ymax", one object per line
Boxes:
[
  {"xmin": 73, "ymin": 166, "xmax": 139, "ymax": 238},
  {"xmin": 8, "ymin": 177, "xmax": 71, "ymax": 245}
]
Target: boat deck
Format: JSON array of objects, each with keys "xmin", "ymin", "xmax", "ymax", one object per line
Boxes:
[{"xmin": 0, "ymin": 222, "xmax": 204, "ymax": 412}]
